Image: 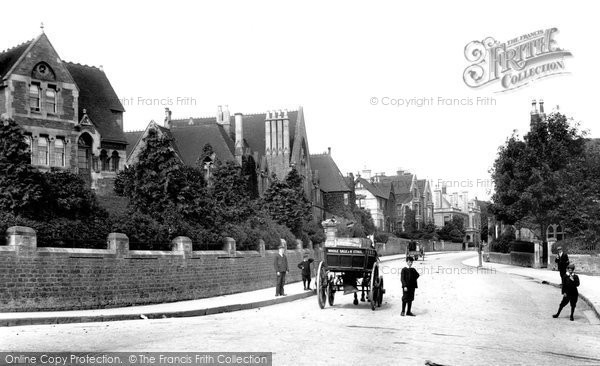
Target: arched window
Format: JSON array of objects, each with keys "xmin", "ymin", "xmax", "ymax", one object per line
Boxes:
[
  {"xmin": 100, "ymin": 150, "xmax": 109, "ymax": 171},
  {"xmin": 111, "ymin": 151, "xmax": 120, "ymax": 172},
  {"xmin": 547, "ymin": 225, "xmax": 555, "ymax": 240},
  {"xmin": 54, "ymin": 138, "xmax": 65, "ymax": 167},
  {"xmin": 556, "ymin": 225, "xmax": 565, "ymax": 241},
  {"xmin": 37, "ymin": 137, "xmax": 48, "ymax": 165},
  {"xmin": 29, "ymin": 84, "xmax": 41, "ymax": 111},
  {"xmin": 77, "ymin": 133, "xmax": 93, "ymax": 174}
]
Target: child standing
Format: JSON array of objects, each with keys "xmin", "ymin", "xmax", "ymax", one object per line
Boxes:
[
  {"xmin": 553, "ymin": 263, "xmax": 580, "ymax": 321},
  {"xmin": 401, "ymin": 256, "xmax": 420, "ymax": 316},
  {"xmin": 298, "ymin": 254, "xmax": 314, "ymax": 290}
]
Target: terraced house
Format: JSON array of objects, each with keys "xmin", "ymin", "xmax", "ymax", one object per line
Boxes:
[{"xmin": 0, "ymin": 30, "xmax": 127, "ymax": 195}]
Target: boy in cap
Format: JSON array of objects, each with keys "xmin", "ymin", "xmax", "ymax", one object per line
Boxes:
[
  {"xmin": 297, "ymin": 253, "xmax": 314, "ymax": 290},
  {"xmin": 553, "ymin": 263, "xmax": 580, "ymax": 321},
  {"xmin": 401, "ymin": 255, "xmax": 420, "ymax": 316},
  {"xmin": 555, "ymin": 246, "xmax": 570, "ymax": 280},
  {"xmin": 274, "ymin": 244, "xmax": 289, "ymax": 296}
]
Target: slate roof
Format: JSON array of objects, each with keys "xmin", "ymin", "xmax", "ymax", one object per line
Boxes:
[
  {"xmin": 373, "ymin": 181, "xmax": 393, "ymax": 198},
  {"xmin": 0, "ymin": 40, "xmax": 33, "ymax": 79},
  {"xmin": 356, "ymin": 177, "xmax": 387, "ymax": 199},
  {"xmin": 396, "ymin": 192, "xmax": 413, "ymax": 204},
  {"xmin": 124, "ymin": 130, "xmax": 143, "ymax": 157},
  {"xmin": 170, "ymin": 125, "xmax": 235, "ymax": 166},
  {"xmin": 379, "ymin": 174, "xmax": 414, "ymax": 194},
  {"xmin": 309, "ymin": 153, "xmax": 350, "ymax": 193},
  {"xmin": 65, "ymin": 62, "xmax": 127, "ymax": 144},
  {"xmin": 170, "ymin": 111, "xmax": 299, "ymax": 157}
]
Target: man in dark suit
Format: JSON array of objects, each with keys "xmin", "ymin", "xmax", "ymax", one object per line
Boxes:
[
  {"xmin": 555, "ymin": 246, "xmax": 570, "ymax": 279},
  {"xmin": 274, "ymin": 244, "xmax": 289, "ymax": 296},
  {"xmin": 297, "ymin": 254, "xmax": 314, "ymax": 290},
  {"xmin": 553, "ymin": 263, "xmax": 580, "ymax": 321},
  {"xmin": 401, "ymin": 256, "xmax": 420, "ymax": 316}
]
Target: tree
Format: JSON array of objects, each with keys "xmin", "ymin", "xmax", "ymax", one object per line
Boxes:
[
  {"xmin": 124, "ymin": 129, "xmax": 201, "ymax": 216},
  {"xmin": 262, "ymin": 168, "xmax": 312, "ymax": 237},
  {"xmin": 402, "ymin": 208, "xmax": 417, "ymax": 233},
  {"xmin": 489, "ymin": 112, "xmax": 587, "ymax": 242},
  {"xmin": 0, "ymin": 116, "xmax": 46, "ymax": 218},
  {"xmin": 353, "ymin": 206, "xmax": 375, "ymax": 237}
]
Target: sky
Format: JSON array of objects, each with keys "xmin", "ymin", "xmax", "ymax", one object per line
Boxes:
[{"xmin": 1, "ymin": 0, "xmax": 598, "ymax": 201}]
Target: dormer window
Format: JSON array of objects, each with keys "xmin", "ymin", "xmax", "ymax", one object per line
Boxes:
[{"xmin": 29, "ymin": 83, "xmax": 41, "ymax": 112}]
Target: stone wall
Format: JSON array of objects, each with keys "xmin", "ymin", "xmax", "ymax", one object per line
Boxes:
[
  {"xmin": 547, "ymin": 254, "xmax": 600, "ymax": 276},
  {"xmin": 0, "ymin": 227, "xmax": 323, "ymax": 312},
  {"xmin": 488, "ymin": 252, "xmax": 535, "ymax": 267}
]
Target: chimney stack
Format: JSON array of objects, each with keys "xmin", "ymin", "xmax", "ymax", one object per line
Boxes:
[
  {"xmin": 234, "ymin": 113, "xmax": 244, "ymax": 164},
  {"xmin": 539, "ymin": 99, "xmax": 544, "ymax": 114},
  {"xmin": 531, "ymin": 99, "xmax": 537, "ymax": 115},
  {"xmin": 328, "ymin": 147, "xmax": 331, "ymax": 155},
  {"xmin": 164, "ymin": 107, "xmax": 172, "ymax": 128}
]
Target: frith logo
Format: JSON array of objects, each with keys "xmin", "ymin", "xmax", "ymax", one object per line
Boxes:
[{"xmin": 463, "ymin": 28, "xmax": 572, "ymax": 92}]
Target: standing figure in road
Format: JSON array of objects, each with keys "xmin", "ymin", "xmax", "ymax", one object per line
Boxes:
[
  {"xmin": 274, "ymin": 244, "xmax": 289, "ymax": 296},
  {"xmin": 555, "ymin": 246, "xmax": 570, "ymax": 280},
  {"xmin": 297, "ymin": 253, "xmax": 314, "ymax": 290},
  {"xmin": 553, "ymin": 263, "xmax": 580, "ymax": 321},
  {"xmin": 401, "ymin": 256, "xmax": 420, "ymax": 316}
]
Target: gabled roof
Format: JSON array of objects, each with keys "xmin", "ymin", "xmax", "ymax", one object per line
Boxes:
[
  {"xmin": 170, "ymin": 111, "xmax": 299, "ymax": 157},
  {"xmin": 380, "ymin": 173, "xmax": 414, "ymax": 194},
  {"xmin": 356, "ymin": 177, "xmax": 387, "ymax": 199},
  {"xmin": 169, "ymin": 125, "xmax": 235, "ymax": 166},
  {"xmin": 125, "ymin": 130, "xmax": 144, "ymax": 157},
  {"xmin": 0, "ymin": 39, "xmax": 33, "ymax": 79},
  {"xmin": 65, "ymin": 62, "xmax": 126, "ymax": 144},
  {"xmin": 417, "ymin": 179, "xmax": 426, "ymax": 192},
  {"xmin": 373, "ymin": 181, "xmax": 393, "ymax": 198},
  {"xmin": 309, "ymin": 153, "xmax": 350, "ymax": 193}
]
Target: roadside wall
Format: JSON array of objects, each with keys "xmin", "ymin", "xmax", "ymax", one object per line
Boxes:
[
  {"xmin": 489, "ymin": 252, "xmax": 600, "ymax": 275},
  {"xmin": 0, "ymin": 227, "xmax": 323, "ymax": 312}
]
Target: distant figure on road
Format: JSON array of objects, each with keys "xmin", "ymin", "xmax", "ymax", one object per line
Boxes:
[
  {"xmin": 553, "ymin": 263, "xmax": 580, "ymax": 321},
  {"xmin": 401, "ymin": 256, "xmax": 420, "ymax": 316},
  {"xmin": 297, "ymin": 254, "xmax": 314, "ymax": 291},
  {"xmin": 555, "ymin": 246, "xmax": 570, "ymax": 279},
  {"xmin": 274, "ymin": 244, "xmax": 289, "ymax": 296}
]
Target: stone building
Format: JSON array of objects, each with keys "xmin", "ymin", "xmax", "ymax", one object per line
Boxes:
[
  {"xmin": 0, "ymin": 30, "xmax": 126, "ymax": 195},
  {"xmin": 433, "ymin": 184, "xmax": 481, "ymax": 244},
  {"xmin": 355, "ymin": 170, "xmax": 396, "ymax": 232},
  {"xmin": 126, "ymin": 105, "xmax": 314, "ymax": 201},
  {"xmin": 310, "ymin": 148, "xmax": 353, "ymax": 221},
  {"xmin": 372, "ymin": 170, "xmax": 434, "ymax": 231}
]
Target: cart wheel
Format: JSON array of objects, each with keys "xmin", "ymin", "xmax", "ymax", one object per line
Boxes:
[
  {"xmin": 369, "ymin": 261, "xmax": 380, "ymax": 311},
  {"xmin": 317, "ymin": 261, "xmax": 327, "ymax": 309},
  {"xmin": 327, "ymin": 284, "xmax": 335, "ymax": 306},
  {"xmin": 377, "ymin": 277, "xmax": 384, "ymax": 307}
]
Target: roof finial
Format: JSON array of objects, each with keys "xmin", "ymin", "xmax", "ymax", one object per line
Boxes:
[{"xmin": 40, "ymin": 22, "xmax": 45, "ymax": 33}]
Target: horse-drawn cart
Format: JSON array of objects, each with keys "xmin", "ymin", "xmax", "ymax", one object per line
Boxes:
[{"xmin": 316, "ymin": 242, "xmax": 385, "ymax": 311}]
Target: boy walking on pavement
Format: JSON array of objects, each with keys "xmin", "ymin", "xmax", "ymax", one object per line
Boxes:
[
  {"xmin": 274, "ymin": 244, "xmax": 289, "ymax": 296},
  {"xmin": 553, "ymin": 263, "xmax": 580, "ymax": 321},
  {"xmin": 297, "ymin": 254, "xmax": 314, "ymax": 290},
  {"xmin": 401, "ymin": 256, "xmax": 420, "ymax": 316}
]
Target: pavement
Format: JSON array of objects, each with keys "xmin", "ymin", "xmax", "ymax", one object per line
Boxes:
[
  {"xmin": 0, "ymin": 251, "xmax": 537, "ymax": 327},
  {"xmin": 462, "ymin": 255, "xmax": 600, "ymax": 321}
]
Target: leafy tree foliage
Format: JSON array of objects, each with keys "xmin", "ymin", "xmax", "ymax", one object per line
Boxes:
[
  {"xmin": 262, "ymin": 168, "xmax": 312, "ymax": 237},
  {"xmin": 0, "ymin": 117, "xmax": 46, "ymax": 217},
  {"xmin": 489, "ymin": 112, "xmax": 587, "ymax": 240}
]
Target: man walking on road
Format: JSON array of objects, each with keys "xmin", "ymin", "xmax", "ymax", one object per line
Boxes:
[
  {"xmin": 274, "ymin": 244, "xmax": 289, "ymax": 296},
  {"xmin": 555, "ymin": 246, "xmax": 569, "ymax": 280}
]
